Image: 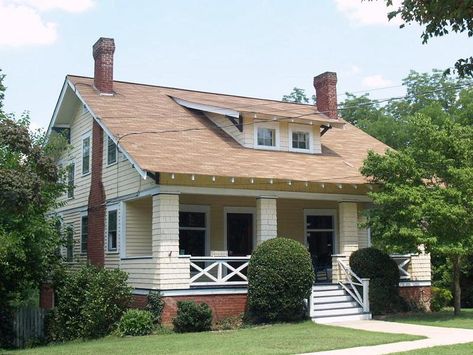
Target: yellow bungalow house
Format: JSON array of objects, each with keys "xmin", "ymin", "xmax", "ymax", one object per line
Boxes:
[{"xmin": 45, "ymin": 37, "xmax": 431, "ymax": 323}]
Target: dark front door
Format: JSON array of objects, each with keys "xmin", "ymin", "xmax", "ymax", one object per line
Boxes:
[
  {"xmin": 306, "ymin": 214, "xmax": 335, "ymax": 281},
  {"xmin": 227, "ymin": 213, "xmax": 253, "ymax": 256}
]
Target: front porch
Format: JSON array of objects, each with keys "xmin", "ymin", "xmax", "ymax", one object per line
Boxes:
[{"xmin": 117, "ymin": 192, "xmax": 431, "ymax": 291}]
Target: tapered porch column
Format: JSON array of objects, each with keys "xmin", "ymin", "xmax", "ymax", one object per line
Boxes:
[
  {"xmin": 152, "ymin": 193, "xmax": 190, "ymax": 289},
  {"xmin": 256, "ymin": 197, "xmax": 277, "ymax": 245},
  {"xmin": 338, "ymin": 202, "xmax": 359, "ymax": 256}
]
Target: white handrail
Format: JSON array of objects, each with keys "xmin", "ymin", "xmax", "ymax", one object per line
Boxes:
[
  {"xmin": 190, "ymin": 256, "xmax": 250, "ymax": 287},
  {"xmin": 337, "ymin": 259, "xmax": 370, "ymax": 313}
]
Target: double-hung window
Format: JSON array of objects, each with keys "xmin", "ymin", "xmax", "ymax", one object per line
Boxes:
[
  {"xmin": 65, "ymin": 225, "xmax": 74, "ymax": 262},
  {"xmin": 80, "ymin": 214, "xmax": 88, "ymax": 254},
  {"xmin": 255, "ymin": 122, "xmax": 279, "ymax": 149},
  {"xmin": 107, "ymin": 137, "xmax": 117, "ymax": 165},
  {"xmin": 179, "ymin": 208, "xmax": 207, "ymax": 256},
  {"xmin": 82, "ymin": 135, "xmax": 91, "ymax": 175},
  {"xmin": 292, "ymin": 131, "xmax": 309, "ymax": 150},
  {"xmin": 107, "ymin": 209, "xmax": 118, "ymax": 252},
  {"xmin": 289, "ymin": 124, "xmax": 313, "ymax": 153}
]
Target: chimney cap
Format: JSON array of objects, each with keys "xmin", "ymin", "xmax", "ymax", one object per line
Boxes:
[
  {"xmin": 313, "ymin": 71, "xmax": 337, "ymax": 86},
  {"xmin": 93, "ymin": 37, "xmax": 115, "ymax": 59}
]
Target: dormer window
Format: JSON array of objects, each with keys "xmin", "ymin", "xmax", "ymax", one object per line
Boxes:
[
  {"xmin": 254, "ymin": 122, "xmax": 280, "ymax": 150},
  {"xmin": 289, "ymin": 124, "xmax": 314, "ymax": 153}
]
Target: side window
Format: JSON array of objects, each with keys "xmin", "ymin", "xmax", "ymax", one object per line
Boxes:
[
  {"xmin": 257, "ymin": 127, "xmax": 275, "ymax": 147},
  {"xmin": 65, "ymin": 225, "xmax": 74, "ymax": 262},
  {"xmin": 107, "ymin": 137, "xmax": 117, "ymax": 165},
  {"xmin": 107, "ymin": 209, "xmax": 118, "ymax": 252},
  {"xmin": 179, "ymin": 211, "xmax": 206, "ymax": 256},
  {"xmin": 81, "ymin": 215, "xmax": 88, "ymax": 254},
  {"xmin": 82, "ymin": 136, "xmax": 91, "ymax": 175},
  {"xmin": 67, "ymin": 163, "xmax": 75, "ymax": 198}
]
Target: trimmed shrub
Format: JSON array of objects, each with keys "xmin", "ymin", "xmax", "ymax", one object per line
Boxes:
[
  {"xmin": 0, "ymin": 305, "xmax": 14, "ymax": 349},
  {"xmin": 118, "ymin": 309, "xmax": 154, "ymax": 336},
  {"xmin": 147, "ymin": 290, "xmax": 165, "ymax": 325},
  {"xmin": 349, "ymin": 247, "xmax": 401, "ymax": 315},
  {"xmin": 47, "ymin": 265, "xmax": 132, "ymax": 341},
  {"xmin": 173, "ymin": 301, "xmax": 212, "ymax": 333},
  {"xmin": 431, "ymin": 287, "xmax": 453, "ymax": 312},
  {"xmin": 247, "ymin": 237, "xmax": 315, "ymax": 323}
]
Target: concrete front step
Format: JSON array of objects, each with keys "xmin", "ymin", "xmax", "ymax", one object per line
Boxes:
[
  {"xmin": 313, "ymin": 301, "xmax": 360, "ymax": 310},
  {"xmin": 312, "ymin": 306, "xmax": 363, "ymax": 317},
  {"xmin": 312, "ymin": 312, "xmax": 372, "ymax": 324}
]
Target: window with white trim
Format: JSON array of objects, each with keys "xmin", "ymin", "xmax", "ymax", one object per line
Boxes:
[
  {"xmin": 65, "ymin": 225, "xmax": 74, "ymax": 262},
  {"xmin": 82, "ymin": 135, "xmax": 91, "ymax": 175},
  {"xmin": 107, "ymin": 209, "xmax": 118, "ymax": 252},
  {"xmin": 179, "ymin": 207, "xmax": 208, "ymax": 256},
  {"xmin": 107, "ymin": 137, "xmax": 117, "ymax": 165},
  {"xmin": 289, "ymin": 124, "xmax": 314, "ymax": 153},
  {"xmin": 80, "ymin": 214, "xmax": 88, "ymax": 254},
  {"xmin": 254, "ymin": 122, "xmax": 279, "ymax": 149}
]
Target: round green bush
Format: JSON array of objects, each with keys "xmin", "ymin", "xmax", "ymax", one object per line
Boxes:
[
  {"xmin": 118, "ymin": 309, "xmax": 154, "ymax": 336},
  {"xmin": 172, "ymin": 301, "xmax": 212, "ymax": 333},
  {"xmin": 431, "ymin": 287, "xmax": 453, "ymax": 312},
  {"xmin": 349, "ymin": 247, "xmax": 401, "ymax": 315},
  {"xmin": 247, "ymin": 237, "xmax": 315, "ymax": 323}
]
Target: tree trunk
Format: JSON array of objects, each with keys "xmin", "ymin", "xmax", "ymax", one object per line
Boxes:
[{"xmin": 451, "ymin": 255, "xmax": 461, "ymax": 316}]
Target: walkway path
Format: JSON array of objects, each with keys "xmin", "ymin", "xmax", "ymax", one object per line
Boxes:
[{"xmin": 305, "ymin": 320, "xmax": 473, "ymax": 354}]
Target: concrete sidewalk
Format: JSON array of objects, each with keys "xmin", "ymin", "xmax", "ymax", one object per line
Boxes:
[{"xmin": 304, "ymin": 320, "xmax": 473, "ymax": 354}]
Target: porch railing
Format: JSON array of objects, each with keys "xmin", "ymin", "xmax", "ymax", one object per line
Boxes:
[
  {"xmin": 390, "ymin": 254, "xmax": 412, "ymax": 280},
  {"xmin": 189, "ymin": 256, "xmax": 250, "ymax": 287},
  {"xmin": 337, "ymin": 259, "xmax": 370, "ymax": 313}
]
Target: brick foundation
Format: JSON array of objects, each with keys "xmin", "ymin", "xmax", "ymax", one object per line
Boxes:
[
  {"xmin": 39, "ymin": 283, "xmax": 55, "ymax": 309},
  {"xmin": 399, "ymin": 286, "xmax": 431, "ymax": 311},
  {"xmin": 132, "ymin": 293, "xmax": 248, "ymax": 324}
]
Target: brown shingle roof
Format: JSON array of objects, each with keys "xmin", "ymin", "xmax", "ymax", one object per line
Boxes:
[{"xmin": 68, "ymin": 75, "xmax": 389, "ymax": 184}]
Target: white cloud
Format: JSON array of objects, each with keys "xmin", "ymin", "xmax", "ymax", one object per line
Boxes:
[
  {"xmin": 0, "ymin": 0, "xmax": 94, "ymax": 47},
  {"xmin": 334, "ymin": 0, "xmax": 402, "ymax": 26},
  {"xmin": 361, "ymin": 74, "xmax": 392, "ymax": 89}
]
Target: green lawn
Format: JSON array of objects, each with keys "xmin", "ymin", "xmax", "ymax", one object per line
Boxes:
[
  {"xmin": 385, "ymin": 308, "xmax": 473, "ymax": 329},
  {"xmin": 11, "ymin": 321, "xmax": 422, "ymax": 355},
  {"xmin": 396, "ymin": 342, "xmax": 473, "ymax": 354}
]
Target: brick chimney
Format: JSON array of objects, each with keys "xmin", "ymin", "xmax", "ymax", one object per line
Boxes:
[
  {"xmin": 313, "ymin": 72, "xmax": 338, "ymax": 120},
  {"xmin": 93, "ymin": 37, "xmax": 115, "ymax": 94}
]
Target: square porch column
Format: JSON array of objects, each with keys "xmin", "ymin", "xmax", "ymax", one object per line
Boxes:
[
  {"xmin": 338, "ymin": 202, "xmax": 359, "ymax": 256},
  {"xmin": 256, "ymin": 197, "xmax": 277, "ymax": 245},
  {"xmin": 152, "ymin": 193, "xmax": 190, "ymax": 290}
]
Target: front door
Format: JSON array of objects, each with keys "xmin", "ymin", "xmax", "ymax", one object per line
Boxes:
[
  {"xmin": 227, "ymin": 213, "xmax": 253, "ymax": 256},
  {"xmin": 306, "ymin": 214, "xmax": 335, "ymax": 280}
]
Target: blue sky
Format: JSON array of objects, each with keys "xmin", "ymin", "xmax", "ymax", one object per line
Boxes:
[{"xmin": 0, "ymin": 0, "xmax": 471, "ymax": 129}]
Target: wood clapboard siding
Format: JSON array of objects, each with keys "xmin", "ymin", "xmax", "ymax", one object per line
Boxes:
[
  {"xmin": 104, "ymin": 204, "xmax": 121, "ymax": 269},
  {"xmin": 409, "ymin": 253, "xmax": 432, "ymax": 281},
  {"xmin": 205, "ymin": 112, "xmax": 244, "ymax": 145},
  {"xmin": 102, "ymin": 130, "xmax": 155, "ymax": 200},
  {"xmin": 126, "ymin": 197, "xmax": 152, "ymax": 256},
  {"xmin": 57, "ymin": 108, "xmax": 93, "ymax": 212},
  {"xmin": 357, "ymin": 211, "xmax": 370, "ymax": 249}
]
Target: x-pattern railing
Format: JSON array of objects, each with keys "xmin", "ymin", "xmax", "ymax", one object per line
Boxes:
[
  {"xmin": 190, "ymin": 256, "xmax": 250, "ymax": 287},
  {"xmin": 390, "ymin": 254, "xmax": 412, "ymax": 280}
]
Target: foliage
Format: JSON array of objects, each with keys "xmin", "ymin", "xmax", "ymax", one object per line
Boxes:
[
  {"xmin": 47, "ymin": 265, "xmax": 132, "ymax": 341},
  {"xmin": 431, "ymin": 287, "xmax": 453, "ymax": 312},
  {"xmin": 282, "ymin": 87, "xmax": 316, "ymax": 104},
  {"xmin": 370, "ymin": 1, "xmax": 473, "ymax": 77},
  {"xmin": 0, "ymin": 307, "xmax": 14, "ymax": 349},
  {"xmin": 147, "ymin": 290, "xmax": 165, "ymax": 325},
  {"xmin": 349, "ymin": 247, "xmax": 401, "ymax": 314},
  {"xmin": 118, "ymin": 309, "xmax": 154, "ymax": 336},
  {"xmin": 213, "ymin": 315, "xmax": 244, "ymax": 331},
  {"xmin": 361, "ymin": 112, "xmax": 473, "ymax": 315},
  {"xmin": 340, "ymin": 70, "xmax": 473, "ymax": 149},
  {"xmin": 0, "ymin": 70, "xmax": 67, "ymax": 348},
  {"xmin": 172, "ymin": 301, "xmax": 212, "ymax": 333},
  {"xmin": 247, "ymin": 237, "xmax": 314, "ymax": 323}
]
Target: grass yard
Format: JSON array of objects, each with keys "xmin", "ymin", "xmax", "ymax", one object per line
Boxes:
[
  {"xmin": 395, "ymin": 342, "xmax": 473, "ymax": 354},
  {"xmin": 11, "ymin": 321, "xmax": 422, "ymax": 355},
  {"xmin": 385, "ymin": 308, "xmax": 473, "ymax": 330}
]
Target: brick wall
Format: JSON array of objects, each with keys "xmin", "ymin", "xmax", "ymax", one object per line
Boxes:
[
  {"xmin": 87, "ymin": 120, "xmax": 106, "ymax": 266},
  {"xmin": 39, "ymin": 283, "xmax": 54, "ymax": 309},
  {"xmin": 132, "ymin": 293, "xmax": 248, "ymax": 325},
  {"xmin": 399, "ymin": 286, "xmax": 431, "ymax": 311}
]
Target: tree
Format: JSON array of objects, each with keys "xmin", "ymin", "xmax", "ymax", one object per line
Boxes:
[
  {"xmin": 339, "ymin": 70, "xmax": 473, "ymax": 149},
  {"xmin": 0, "ymin": 71, "xmax": 67, "ymax": 347},
  {"xmin": 282, "ymin": 87, "xmax": 316, "ymax": 104},
  {"xmin": 361, "ymin": 114, "xmax": 473, "ymax": 315},
  {"xmin": 370, "ymin": 0, "xmax": 473, "ymax": 77}
]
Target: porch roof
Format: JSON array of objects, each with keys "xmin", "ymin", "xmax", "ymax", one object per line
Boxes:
[{"xmin": 68, "ymin": 75, "xmax": 389, "ymax": 185}]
